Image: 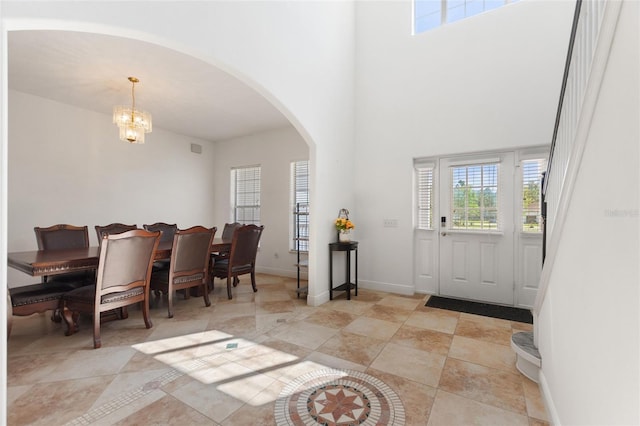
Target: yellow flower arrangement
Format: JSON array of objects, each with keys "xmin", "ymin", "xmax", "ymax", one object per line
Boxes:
[{"xmin": 335, "ymin": 217, "xmax": 355, "ymax": 232}]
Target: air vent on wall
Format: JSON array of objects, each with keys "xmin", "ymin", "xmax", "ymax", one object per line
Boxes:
[{"xmin": 191, "ymin": 143, "xmax": 202, "ymax": 154}]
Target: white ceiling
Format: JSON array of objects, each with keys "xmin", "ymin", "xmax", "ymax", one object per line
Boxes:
[{"xmin": 8, "ymin": 30, "xmax": 292, "ymax": 142}]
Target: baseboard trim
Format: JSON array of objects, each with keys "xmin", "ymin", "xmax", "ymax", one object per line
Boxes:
[
  {"xmin": 256, "ymin": 266, "xmax": 306, "ymax": 280},
  {"xmin": 538, "ymin": 370, "xmax": 561, "ymax": 426},
  {"xmin": 358, "ymin": 279, "xmax": 413, "ymax": 296}
]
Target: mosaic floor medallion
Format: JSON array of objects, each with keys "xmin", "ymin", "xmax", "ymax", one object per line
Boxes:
[{"xmin": 275, "ymin": 369, "xmax": 405, "ymax": 425}]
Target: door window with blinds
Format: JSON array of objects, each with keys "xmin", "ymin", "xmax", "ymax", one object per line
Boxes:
[
  {"xmin": 231, "ymin": 165, "xmax": 261, "ymax": 225},
  {"xmin": 521, "ymin": 159, "xmax": 546, "ymax": 232},
  {"xmin": 291, "ymin": 161, "xmax": 309, "ymax": 251},
  {"xmin": 415, "ymin": 164, "xmax": 434, "ymax": 230},
  {"xmin": 451, "ymin": 162, "xmax": 499, "ymax": 230}
]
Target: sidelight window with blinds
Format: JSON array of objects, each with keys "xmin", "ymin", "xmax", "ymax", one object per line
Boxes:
[
  {"xmin": 231, "ymin": 165, "xmax": 261, "ymax": 225},
  {"xmin": 416, "ymin": 164, "xmax": 434, "ymax": 230},
  {"xmin": 451, "ymin": 163, "xmax": 499, "ymax": 230},
  {"xmin": 291, "ymin": 161, "xmax": 310, "ymax": 251}
]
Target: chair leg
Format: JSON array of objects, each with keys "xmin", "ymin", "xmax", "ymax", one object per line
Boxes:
[
  {"xmin": 62, "ymin": 306, "xmax": 79, "ymax": 336},
  {"xmin": 202, "ymin": 284, "xmax": 211, "ymax": 307},
  {"xmin": 167, "ymin": 289, "xmax": 174, "ymax": 318},
  {"xmin": 51, "ymin": 308, "xmax": 63, "ymax": 323},
  {"xmin": 142, "ymin": 300, "xmax": 153, "ymax": 329},
  {"xmin": 250, "ymin": 270, "xmax": 258, "ymax": 293},
  {"xmin": 93, "ymin": 314, "xmax": 102, "ymax": 349},
  {"xmin": 227, "ymin": 276, "xmax": 233, "ymax": 300}
]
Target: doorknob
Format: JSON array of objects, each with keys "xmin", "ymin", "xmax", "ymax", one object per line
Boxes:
[{"xmin": 441, "ymin": 232, "xmax": 447, "ymax": 236}]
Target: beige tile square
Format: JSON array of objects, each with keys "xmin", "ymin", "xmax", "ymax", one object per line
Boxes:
[
  {"xmin": 269, "ymin": 319, "xmax": 338, "ymax": 350},
  {"xmin": 325, "ymin": 299, "xmax": 373, "ymax": 316},
  {"xmin": 255, "ymin": 290, "xmax": 291, "ymax": 302},
  {"xmin": 391, "ymin": 324, "xmax": 453, "ymax": 356},
  {"xmin": 304, "ymin": 307, "xmax": 359, "ymax": 329},
  {"xmin": 367, "ymin": 368, "xmax": 437, "ymax": 425},
  {"xmin": 439, "ymin": 358, "xmax": 527, "ymax": 414},
  {"xmin": 522, "ymin": 376, "xmax": 549, "ymax": 422},
  {"xmin": 405, "ymin": 308, "xmax": 459, "ymax": 334},
  {"xmin": 8, "ymin": 376, "xmax": 116, "ymax": 426},
  {"xmin": 343, "ymin": 316, "xmax": 402, "ymax": 340},
  {"xmin": 448, "ymin": 335, "xmax": 518, "ymax": 373},
  {"xmin": 317, "ymin": 331, "xmax": 387, "ymax": 366},
  {"xmin": 370, "ymin": 342, "xmax": 446, "ymax": 387},
  {"xmin": 114, "ymin": 394, "xmax": 217, "ymax": 425},
  {"xmin": 363, "ymin": 304, "xmax": 413, "ymax": 323},
  {"xmin": 255, "ymin": 300, "xmax": 295, "ymax": 315},
  {"xmin": 428, "ymin": 390, "xmax": 529, "ymax": 426},
  {"xmin": 170, "ymin": 378, "xmax": 245, "ymax": 423},
  {"xmin": 306, "ymin": 350, "xmax": 368, "ymax": 371},
  {"xmin": 43, "ymin": 346, "xmax": 137, "ymax": 382},
  {"xmin": 376, "ymin": 295, "xmax": 424, "ymax": 310},
  {"xmin": 455, "ymin": 316, "xmax": 514, "ymax": 346}
]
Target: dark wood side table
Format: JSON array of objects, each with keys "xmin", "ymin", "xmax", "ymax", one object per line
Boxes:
[{"xmin": 329, "ymin": 241, "xmax": 358, "ymax": 300}]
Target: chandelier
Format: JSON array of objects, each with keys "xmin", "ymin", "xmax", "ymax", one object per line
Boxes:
[{"xmin": 113, "ymin": 76, "xmax": 152, "ymax": 144}]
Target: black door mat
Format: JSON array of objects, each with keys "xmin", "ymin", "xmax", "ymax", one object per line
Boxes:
[{"xmin": 425, "ymin": 296, "xmax": 533, "ymax": 324}]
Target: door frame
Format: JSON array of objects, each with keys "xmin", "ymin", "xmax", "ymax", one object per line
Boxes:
[{"xmin": 413, "ymin": 145, "xmax": 549, "ymax": 307}]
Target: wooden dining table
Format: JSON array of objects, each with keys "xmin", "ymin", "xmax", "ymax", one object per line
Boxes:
[{"xmin": 8, "ymin": 238, "xmax": 232, "ymax": 277}]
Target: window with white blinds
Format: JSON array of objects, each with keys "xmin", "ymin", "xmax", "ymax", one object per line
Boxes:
[
  {"xmin": 291, "ymin": 161, "xmax": 309, "ymax": 251},
  {"xmin": 451, "ymin": 163, "xmax": 499, "ymax": 230},
  {"xmin": 521, "ymin": 159, "xmax": 545, "ymax": 232},
  {"xmin": 231, "ymin": 165, "xmax": 261, "ymax": 225},
  {"xmin": 416, "ymin": 166, "xmax": 434, "ymax": 230}
]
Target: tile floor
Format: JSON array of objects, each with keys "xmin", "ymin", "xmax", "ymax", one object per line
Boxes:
[{"xmin": 7, "ymin": 274, "xmax": 548, "ymax": 425}]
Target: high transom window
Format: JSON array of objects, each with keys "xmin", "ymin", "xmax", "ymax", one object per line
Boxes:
[{"xmin": 414, "ymin": 0, "xmax": 519, "ymax": 34}]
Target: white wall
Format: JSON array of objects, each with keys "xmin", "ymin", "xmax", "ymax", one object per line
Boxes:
[
  {"xmin": 537, "ymin": 1, "xmax": 640, "ymax": 424},
  {"xmin": 212, "ymin": 126, "xmax": 308, "ymax": 278},
  {"xmin": 353, "ymin": 0, "xmax": 575, "ymax": 293},
  {"xmin": 7, "ymin": 90, "xmax": 217, "ymax": 286}
]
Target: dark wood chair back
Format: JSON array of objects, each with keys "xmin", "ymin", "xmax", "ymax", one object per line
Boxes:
[
  {"xmin": 34, "ymin": 224, "xmax": 93, "ymax": 287},
  {"xmin": 229, "ymin": 224, "xmax": 264, "ymax": 269},
  {"xmin": 212, "ymin": 224, "xmax": 264, "ymax": 299},
  {"xmin": 221, "ymin": 222, "xmax": 241, "ymax": 239},
  {"xmin": 34, "ymin": 224, "xmax": 89, "ymax": 250},
  {"xmin": 95, "ymin": 223, "xmax": 137, "ymax": 241},
  {"xmin": 150, "ymin": 226, "xmax": 216, "ymax": 318},
  {"xmin": 143, "ymin": 222, "xmax": 178, "ymax": 244},
  {"xmin": 62, "ymin": 229, "xmax": 160, "ymax": 348}
]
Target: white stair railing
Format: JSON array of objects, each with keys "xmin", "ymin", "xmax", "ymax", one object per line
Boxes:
[{"xmin": 534, "ymin": 0, "xmax": 622, "ymax": 325}]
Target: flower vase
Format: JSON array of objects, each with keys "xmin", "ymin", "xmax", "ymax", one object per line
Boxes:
[{"xmin": 339, "ymin": 230, "xmax": 351, "ymax": 243}]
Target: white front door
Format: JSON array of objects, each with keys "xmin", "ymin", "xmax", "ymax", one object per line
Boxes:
[{"xmin": 438, "ymin": 153, "xmax": 515, "ymax": 305}]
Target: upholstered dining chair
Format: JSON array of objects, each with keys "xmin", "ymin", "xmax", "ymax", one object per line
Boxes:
[
  {"xmin": 211, "ymin": 224, "xmax": 264, "ymax": 299},
  {"xmin": 94, "ymin": 223, "xmax": 138, "ymax": 240},
  {"xmin": 210, "ymin": 222, "xmax": 241, "ymax": 279},
  {"xmin": 8, "ymin": 282, "xmax": 77, "ymax": 336},
  {"xmin": 150, "ymin": 226, "xmax": 216, "ymax": 318},
  {"xmin": 62, "ymin": 229, "xmax": 160, "ymax": 349},
  {"xmin": 143, "ymin": 222, "xmax": 178, "ymax": 244},
  {"xmin": 35, "ymin": 224, "xmax": 90, "ymax": 251},
  {"xmin": 143, "ymin": 223, "xmax": 178, "ymax": 271},
  {"xmin": 33, "ymin": 224, "xmax": 94, "ymax": 289}
]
